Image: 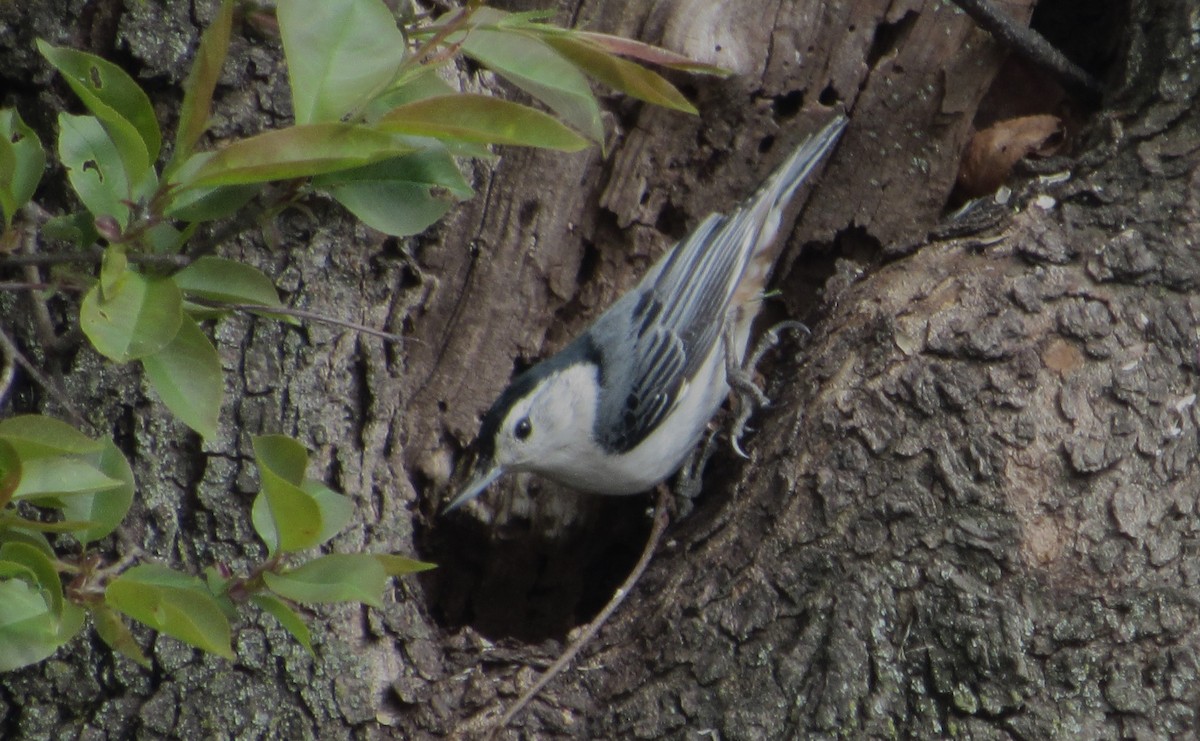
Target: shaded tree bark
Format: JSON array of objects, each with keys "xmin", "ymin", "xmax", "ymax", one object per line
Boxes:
[{"xmin": 1, "ymin": 0, "xmax": 1197, "ymax": 740}]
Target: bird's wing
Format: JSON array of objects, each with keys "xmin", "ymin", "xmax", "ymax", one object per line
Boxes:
[
  {"xmin": 597, "ymin": 211, "xmax": 757, "ymax": 453},
  {"xmin": 594, "ymin": 117, "xmax": 847, "ymax": 454}
]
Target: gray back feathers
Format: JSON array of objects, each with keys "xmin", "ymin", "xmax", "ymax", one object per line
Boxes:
[{"xmin": 591, "ymin": 115, "xmax": 847, "ymax": 453}]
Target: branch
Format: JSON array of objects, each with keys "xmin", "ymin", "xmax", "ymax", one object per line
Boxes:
[
  {"xmin": 0, "ymin": 331, "xmax": 14, "ymax": 406},
  {"xmin": 950, "ymin": 0, "xmax": 1103, "ymax": 103},
  {"xmin": 0, "ymin": 282, "xmax": 53, "ymax": 292},
  {"xmin": 0, "ymin": 250, "xmax": 190, "ymax": 269},
  {"xmin": 187, "ymin": 298, "xmax": 412, "ymax": 344},
  {"xmin": 1, "ymin": 272, "xmax": 408, "ymax": 344},
  {"xmin": 18, "ymin": 220, "xmax": 66, "ymax": 351},
  {"xmin": 491, "ymin": 487, "xmax": 672, "ymax": 734},
  {"xmin": 0, "ymin": 325, "xmax": 86, "ymax": 426}
]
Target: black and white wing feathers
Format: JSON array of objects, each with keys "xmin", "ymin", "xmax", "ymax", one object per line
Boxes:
[{"xmin": 593, "ymin": 116, "xmax": 846, "ymax": 453}]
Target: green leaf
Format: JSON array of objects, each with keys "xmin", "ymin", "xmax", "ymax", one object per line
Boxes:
[
  {"xmin": 302, "ymin": 480, "xmax": 353, "ymax": 547},
  {"xmin": 37, "ymin": 40, "xmax": 160, "ymax": 171},
  {"xmin": 0, "ymin": 579, "xmax": 83, "ymax": 671},
  {"xmin": 59, "ymin": 439, "xmax": 135, "ymax": 543},
  {"xmin": 277, "ymin": 0, "xmax": 407, "ymax": 124},
  {"xmin": 455, "ymin": 26, "xmax": 603, "ymax": 143},
  {"xmin": 375, "ymin": 94, "xmax": 589, "ymax": 149},
  {"xmin": 374, "ymin": 553, "xmax": 437, "ymax": 575},
  {"xmin": 57, "ymin": 113, "xmax": 131, "ymax": 228},
  {"xmin": 248, "ymin": 436, "xmax": 350, "ymax": 551},
  {"xmin": 172, "ymin": 257, "xmax": 285, "ymax": 310},
  {"xmin": 201, "ymin": 567, "xmax": 239, "ymax": 621},
  {"xmin": 163, "ymin": 180, "xmax": 259, "ymax": 223},
  {"xmin": 170, "ymin": 0, "xmax": 234, "ymax": 171},
  {"xmin": 0, "ymin": 414, "xmax": 104, "ymax": 458},
  {"xmin": 250, "ymin": 593, "xmax": 313, "ymax": 654},
  {"xmin": 0, "ymin": 414, "xmax": 106, "ymax": 460},
  {"xmin": 253, "ymin": 435, "xmax": 309, "ymax": 484},
  {"xmin": 363, "ymin": 68, "xmax": 458, "ymax": 121},
  {"xmin": 263, "ymin": 553, "xmax": 388, "ymax": 608},
  {"xmin": 92, "ymin": 604, "xmax": 151, "ymax": 668},
  {"xmin": 11, "ymin": 456, "xmax": 120, "ymax": 500},
  {"xmin": 249, "ymin": 491, "xmax": 277, "ymax": 555},
  {"xmin": 40, "ymin": 210, "xmax": 100, "ymax": 247},
  {"xmin": 0, "ymin": 528, "xmax": 55, "ymax": 558},
  {"xmin": 250, "ymin": 435, "xmax": 320, "ymax": 554},
  {"xmin": 315, "ymin": 149, "xmax": 473, "ymax": 237},
  {"xmin": 176, "ymin": 123, "xmax": 416, "ymax": 187},
  {"xmin": 0, "ymin": 108, "xmax": 46, "ymax": 227},
  {"xmin": 251, "ymin": 469, "xmax": 351, "ymax": 556},
  {"xmin": 80, "ymin": 270, "xmax": 183, "ymax": 362},
  {"xmin": 543, "ymin": 36, "xmax": 697, "ymax": 114},
  {"xmin": 106, "ymin": 564, "xmax": 233, "ymax": 659},
  {"xmin": 0, "ymin": 560, "xmax": 37, "ymax": 583},
  {"xmin": 100, "ymin": 243, "xmax": 128, "ymax": 298},
  {"xmin": 142, "ymin": 314, "xmax": 223, "ymax": 440},
  {"xmin": 145, "ymin": 221, "xmax": 191, "ymax": 254},
  {"xmin": 0, "ymin": 541, "xmax": 63, "ymax": 615}
]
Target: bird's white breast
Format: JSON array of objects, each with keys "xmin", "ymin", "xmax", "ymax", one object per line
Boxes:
[{"xmin": 527, "ymin": 309, "xmax": 754, "ymax": 496}]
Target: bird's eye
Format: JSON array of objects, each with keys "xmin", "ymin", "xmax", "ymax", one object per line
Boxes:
[{"xmin": 514, "ymin": 417, "xmax": 532, "ymax": 440}]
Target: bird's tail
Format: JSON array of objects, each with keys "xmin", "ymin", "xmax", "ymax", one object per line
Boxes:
[
  {"xmin": 729, "ymin": 114, "xmax": 846, "ymax": 317},
  {"xmin": 749, "ymin": 113, "xmax": 847, "ymax": 258}
]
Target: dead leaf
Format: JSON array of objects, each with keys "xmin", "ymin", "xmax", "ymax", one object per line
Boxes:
[{"xmin": 957, "ymin": 115, "xmax": 1065, "ymax": 197}]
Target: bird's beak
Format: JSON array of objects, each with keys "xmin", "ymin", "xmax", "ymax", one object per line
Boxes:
[{"xmin": 442, "ymin": 461, "xmax": 504, "ymax": 514}]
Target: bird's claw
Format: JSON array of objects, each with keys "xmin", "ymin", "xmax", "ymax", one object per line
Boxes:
[
  {"xmin": 731, "ymin": 437, "xmax": 750, "ymax": 459},
  {"xmin": 724, "ymin": 317, "xmax": 814, "ymax": 457}
]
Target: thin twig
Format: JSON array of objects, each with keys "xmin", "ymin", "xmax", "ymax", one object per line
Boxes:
[
  {"xmin": 20, "ymin": 201, "xmax": 54, "ymax": 226},
  {"xmin": 949, "ymin": 0, "xmax": 1103, "ymax": 103},
  {"xmin": 0, "ymin": 250, "xmax": 190, "ymax": 269},
  {"xmin": 184, "ymin": 206, "xmax": 267, "ymax": 257},
  {"xmin": 0, "ymin": 325, "xmax": 85, "ymax": 426},
  {"xmin": 0, "ymin": 333, "xmax": 14, "ymax": 406},
  {"xmin": 20, "ymin": 223, "xmax": 63, "ymax": 351},
  {"xmin": 491, "ymin": 488, "xmax": 672, "ymax": 734},
  {"xmin": 3, "ymin": 273, "xmax": 409, "ymax": 344},
  {"xmin": 22, "ymin": 265, "xmax": 60, "ymax": 347},
  {"xmin": 188, "ymin": 298, "xmax": 411, "ymax": 344}
]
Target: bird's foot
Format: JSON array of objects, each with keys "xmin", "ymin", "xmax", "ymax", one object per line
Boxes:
[
  {"xmin": 671, "ymin": 423, "xmax": 722, "ymax": 518},
  {"xmin": 725, "ymin": 319, "xmax": 811, "ymax": 455}
]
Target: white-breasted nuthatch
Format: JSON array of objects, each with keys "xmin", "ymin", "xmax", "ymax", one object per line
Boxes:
[{"xmin": 445, "ymin": 114, "xmax": 847, "ymax": 512}]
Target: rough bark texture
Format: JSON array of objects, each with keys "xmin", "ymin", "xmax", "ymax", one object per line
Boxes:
[{"xmin": 1, "ymin": 0, "xmax": 1197, "ymax": 739}]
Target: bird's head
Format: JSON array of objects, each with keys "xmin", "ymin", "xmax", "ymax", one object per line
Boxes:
[{"xmin": 444, "ymin": 347, "xmax": 601, "ymax": 512}]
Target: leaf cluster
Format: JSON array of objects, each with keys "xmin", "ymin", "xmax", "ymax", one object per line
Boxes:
[
  {"xmin": 0, "ymin": 423, "xmax": 432, "ymax": 670},
  {"xmin": 0, "ymin": 0, "xmax": 722, "ymax": 669}
]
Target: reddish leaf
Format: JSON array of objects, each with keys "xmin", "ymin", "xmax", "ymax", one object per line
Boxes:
[
  {"xmin": 375, "ymin": 94, "xmax": 588, "ymax": 149},
  {"xmin": 572, "ymin": 31, "xmax": 730, "ymax": 76},
  {"xmin": 178, "ymin": 124, "xmax": 415, "ymax": 187},
  {"xmin": 543, "ymin": 36, "xmax": 696, "ymax": 114},
  {"xmin": 958, "ymin": 115, "xmax": 1065, "ymax": 198},
  {"xmin": 171, "ymin": 0, "xmax": 235, "ymax": 168}
]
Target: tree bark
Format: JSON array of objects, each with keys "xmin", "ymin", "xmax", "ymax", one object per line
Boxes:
[{"xmin": 2, "ymin": 0, "xmax": 1197, "ymax": 739}]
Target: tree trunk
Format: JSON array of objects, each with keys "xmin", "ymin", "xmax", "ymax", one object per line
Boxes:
[{"xmin": 2, "ymin": 0, "xmax": 1196, "ymax": 739}]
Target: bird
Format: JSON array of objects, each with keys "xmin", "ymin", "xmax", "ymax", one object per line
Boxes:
[{"xmin": 444, "ymin": 114, "xmax": 847, "ymax": 513}]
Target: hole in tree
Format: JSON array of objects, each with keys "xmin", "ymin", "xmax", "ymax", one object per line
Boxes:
[
  {"xmin": 654, "ymin": 200, "xmax": 689, "ymax": 242},
  {"xmin": 772, "ymin": 89, "xmax": 806, "ymax": 119},
  {"xmin": 866, "ymin": 11, "xmax": 917, "ymax": 67},
  {"xmin": 1030, "ymin": 0, "xmax": 1127, "ymax": 79},
  {"xmin": 415, "ymin": 490, "xmax": 653, "ymax": 642},
  {"xmin": 518, "ymin": 200, "xmax": 539, "ymax": 229},
  {"xmin": 574, "ymin": 239, "xmax": 601, "ymax": 288},
  {"xmin": 818, "ymin": 84, "xmax": 840, "ymax": 107}
]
